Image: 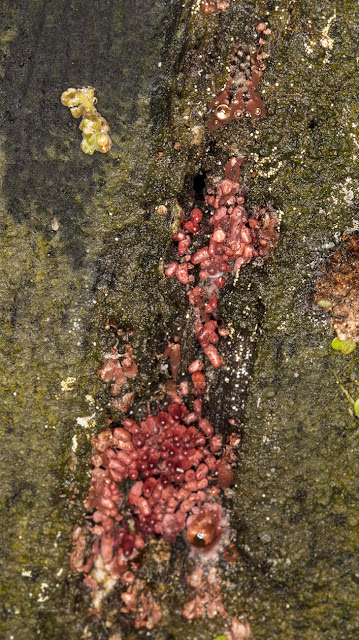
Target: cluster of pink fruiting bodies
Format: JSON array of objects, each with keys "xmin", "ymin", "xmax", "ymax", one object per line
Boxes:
[
  {"xmin": 202, "ymin": 0, "xmax": 230, "ymax": 14},
  {"xmin": 85, "ymin": 399, "xmax": 226, "ymax": 567},
  {"xmin": 73, "ymin": 157, "xmax": 278, "ymax": 630},
  {"xmin": 207, "ymin": 24, "xmax": 271, "ymax": 132},
  {"xmin": 165, "ymin": 156, "xmax": 279, "ymax": 370}
]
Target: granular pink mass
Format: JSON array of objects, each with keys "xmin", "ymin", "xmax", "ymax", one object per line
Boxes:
[
  {"xmin": 166, "ymin": 157, "xmax": 279, "ymax": 369},
  {"xmin": 72, "ymin": 158, "xmax": 278, "ymax": 635},
  {"xmin": 75, "ymin": 401, "xmax": 235, "ymax": 589}
]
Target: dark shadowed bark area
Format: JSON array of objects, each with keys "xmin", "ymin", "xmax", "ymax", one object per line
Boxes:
[{"xmin": 1, "ymin": 0, "xmax": 359, "ymax": 638}]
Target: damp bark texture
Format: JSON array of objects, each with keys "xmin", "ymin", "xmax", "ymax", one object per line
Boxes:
[{"xmin": 1, "ymin": 0, "xmax": 359, "ymax": 639}]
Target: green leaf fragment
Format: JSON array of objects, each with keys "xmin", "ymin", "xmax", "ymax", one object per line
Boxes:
[
  {"xmin": 214, "ymin": 636, "xmax": 227, "ymax": 640},
  {"xmin": 317, "ymin": 299, "xmax": 332, "ymax": 308},
  {"xmin": 354, "ymin": 398, "xmax": 359, "ymax": 417},
  {"xmin": 331, "ymin": 337, "xmax": 344, "ymax": 351},
  {"xmin": 331, "ymin": 337, "xmax": 357, "ymax": 354}
]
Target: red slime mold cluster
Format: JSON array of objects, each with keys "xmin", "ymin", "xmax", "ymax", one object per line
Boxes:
[
  {"xmin": 71, "ymin": 156, "xmax": 278, "ymax": 632},
  {"xmin": 165, "ymin": 157, "xmax": 279, "ymax": 369},
  {"xmin": 96, "ymin": 334, "xmax": 138, "ymax": 413},
  {"xmin": 71, "ymin": 399, "xmax": 231, "ymax": 595},
  {"xmin": 97, "ymin": 342, "xmax": 137, "ymax": 397}
]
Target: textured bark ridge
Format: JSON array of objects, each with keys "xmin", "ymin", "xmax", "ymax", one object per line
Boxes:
[{"xmin": 2, "ymin": 1, "xmax": 359, "ymax": 639}]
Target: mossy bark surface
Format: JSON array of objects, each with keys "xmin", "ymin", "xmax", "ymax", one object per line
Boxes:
[{"xmin": 1, "ymin": 1, "xmax": 359, "ymax": 639}]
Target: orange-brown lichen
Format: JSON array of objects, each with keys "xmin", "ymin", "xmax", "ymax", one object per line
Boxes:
[{"xmin": 314, "ymin": 233, "xmax": 359, "ymax": 341}]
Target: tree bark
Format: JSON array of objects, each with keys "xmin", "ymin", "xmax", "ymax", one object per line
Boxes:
[{"xmin": 1, "ymin": 1, "xmax": 359, "ymax": 639}]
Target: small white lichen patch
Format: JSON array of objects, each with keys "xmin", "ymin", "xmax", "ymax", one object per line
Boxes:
[
  {"xmin": 76, "ymin": 414, "xmax": 96, "ymax": 429},
  {"xmin": 256, "ymin": 156, "xmax": 283, "ymax": 178},
  {"xmin": 321, "ymin": 11, "xmax": 336, "ymax": 63},
  {"xmin": 61, "ymin": 376, "xmax": 76, "ymax": 391},
  {"xmin": 191, "ymin": 0, "xmax": 202, "ymax": 14},
  {"xmin": 304, "ymin": 40, "xmax": 314, "ymax": 55},
  {"xmin": 37, "ymin": 582, "xmax": 49, "ymax": 603},
  {"xmin": 91, "ymin": 555, "xmax": 118, "ymax": 611},
  {"xmin": 332, "ymin": 177, "xmax": 359, "ymax": 207},
  {"xmin": 71, "ymin": 435, "xmax": 78, "ymax": 452},
  {"xmin": 191, "ymin": 124, "xmax": 204, "ymax": 146},
  {"xmin": 321, "ymin": 11, "xmax": 336, "ymax": 50}
]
